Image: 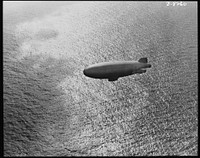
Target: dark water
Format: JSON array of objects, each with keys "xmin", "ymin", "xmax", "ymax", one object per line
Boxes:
[{"xmin": 3, "ymin": 2, "xmax": 197, "ymax": 156}]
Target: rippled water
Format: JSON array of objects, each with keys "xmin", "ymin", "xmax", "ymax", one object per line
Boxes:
[{"xmin": 3, "ymin": 1, "xmax": 197, "ymax": 156}]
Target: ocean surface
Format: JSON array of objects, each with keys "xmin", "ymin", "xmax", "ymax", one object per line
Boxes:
[{"xmin": 3, "ymin": 1, "xmax": 197, "ymax": 156}]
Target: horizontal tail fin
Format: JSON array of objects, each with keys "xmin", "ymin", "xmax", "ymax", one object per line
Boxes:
[{"xmin": 138, "ymin": 57, "xmax": 147, "ymax": 63}]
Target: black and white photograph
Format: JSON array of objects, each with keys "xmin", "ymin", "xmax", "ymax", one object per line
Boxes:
[{"xmin": 3, "ymin": 1, "xmax": 197, "ymax": 156}]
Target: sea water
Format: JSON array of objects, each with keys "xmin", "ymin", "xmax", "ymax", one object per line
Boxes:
[{"xmin": 3, "ymin": 1, "xmax": 197, "ymax": 156}]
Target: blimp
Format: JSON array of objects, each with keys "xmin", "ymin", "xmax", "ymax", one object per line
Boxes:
[{"xmin": 83, "ymin": 57, "xmax": 151, "ymax": 81}]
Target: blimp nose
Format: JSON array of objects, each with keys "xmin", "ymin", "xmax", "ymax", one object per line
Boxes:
[
  {"xmin": 148, "ymin": 64, "xmax": 151, "ymax": 68},
  {"xmin": 83, "ymin": 69, "xmax": 87, "ymax": 76},
  {"xmin": 83, "ymin": 68, "xmax": 91, "ymax": 77}
]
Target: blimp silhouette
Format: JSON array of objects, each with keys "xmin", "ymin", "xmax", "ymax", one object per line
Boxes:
[{"xmin": 83, "ymin": 57, "xmax": 151, "ymax": 81}]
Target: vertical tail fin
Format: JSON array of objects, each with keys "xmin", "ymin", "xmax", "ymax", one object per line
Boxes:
[{"xmin": 138, "ymin": 57, "xmax": 147, "ymax": 63}]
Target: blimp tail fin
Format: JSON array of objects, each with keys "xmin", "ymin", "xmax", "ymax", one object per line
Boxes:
[{"xmin": 138, "ymin": 57, "xmax": 147, "ymax": 63}]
